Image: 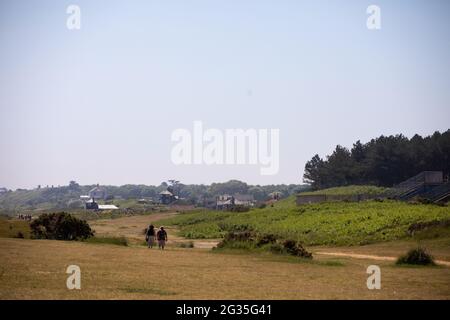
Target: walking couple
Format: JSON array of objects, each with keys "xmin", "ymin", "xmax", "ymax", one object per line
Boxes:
[{"xmin": 146, "ymin": 225, "xmax": 168, "ymax": 250}]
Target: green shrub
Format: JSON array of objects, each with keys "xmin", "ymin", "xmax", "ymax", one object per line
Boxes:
[
  {"xmin": 228, "ymin": 205, "xmax": 250, "ymax": 212},
  {"xmin": 256, "ymin": 234, "xmax": 277, "ymax": 247},
  {"xmin": 269, "ymin": 242, "xmax": 285, "ymax": 254},
  {"xmin": 217, "ymin": 230, "xmax": 312, "ymax": 258},
  {"xmin": 30, "ymin": 212, "xmax": 94, "ymax": 241},
  {"xmin": 224, "ymin": 230, "xmax": 254, "ymax": 242},
  {"xmin": 227, "ymin": 224, "xmax": 254, "ymax": 232},
  {"xmin": 216, "ymin": 230, "xmax": 256, "ymax": 249},
  {"xmin": 283, "ymin": 240, "xmax": 313, "ymax": 259},
  {"xmin": 396, "ymin": 247, "xmax": 435, "ymax": 266}
]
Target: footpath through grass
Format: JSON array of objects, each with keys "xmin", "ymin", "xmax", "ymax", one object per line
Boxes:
[{"xmin": 159, "ymin": 197, "xmax": 450, "ymax": 246}]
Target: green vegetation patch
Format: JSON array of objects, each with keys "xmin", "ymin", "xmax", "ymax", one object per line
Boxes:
[
  {"xmin": 30, "ymin": 212, "xmax": 94, "ymax": 240},
  {"xmin": 0, "ymin": 217, "xmax": 31, "ymax": 239},
  {"xmin": 159, "ymin": 196, "xmax": 450, "ymax": 246},
  {"xmin": 396, "ymin": 247, "xmax": 436, "ymax": 266},
  {"xmin": 300, "ymin": 185, "xmax": 389, "ymax": 196}
]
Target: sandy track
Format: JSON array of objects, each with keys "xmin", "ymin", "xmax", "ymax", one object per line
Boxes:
[
  {"xmin": 315, "ymin": 252, "xmax": 450, "ymax": 267},
  {"xmin": 89, "ymin": 212, "xmax": 220, "ymax": 248},
  {"xmin": 89, "ymin": 212, "xmax": 180, "ymax": 240}
]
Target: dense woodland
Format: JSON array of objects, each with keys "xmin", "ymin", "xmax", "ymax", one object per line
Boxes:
[{"xmin": 303, "ymin": 130, "xmax": 450, "ymax": 190}]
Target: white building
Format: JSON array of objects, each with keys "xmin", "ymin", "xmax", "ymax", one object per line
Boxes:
[{"xmin": 89, "ymin": 185, "xmax": 107, "ymax": 200}]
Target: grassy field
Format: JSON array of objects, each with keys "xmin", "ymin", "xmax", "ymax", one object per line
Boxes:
[
  {"xmin": 159, "ymin": 197, "xmax": 450, "ymax": 246},
  {"xmin": 300, "ymin": 185, "xmax": 389, "ymax": 196},
  {"xmin": 1, "ymin": 198, "xmax": 449, "ymax": 300},
  {"xmin": 0, "ymin": 216, "xmax": 31, "ymax": 239},
  {"xmin": 1, "ymin": 238, "xmax": 449, "ymax": 299}
]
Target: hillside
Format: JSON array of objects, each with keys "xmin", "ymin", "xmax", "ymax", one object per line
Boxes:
[
  {"xmin": 159, "ymin": 196, "xmax": 450, "ymax": 246},
  {"xmin": 300, "ymin": 185, "xmax": 389, "ymax": 196}
]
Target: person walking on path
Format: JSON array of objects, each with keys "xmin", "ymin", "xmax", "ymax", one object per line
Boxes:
[
  {"xmin": 146, "ymin": 224, "xmax": 156, "ymax": 248},
  {"xmin": 156, "ymin": 226, "xmax": 168, "ymax": 250}
]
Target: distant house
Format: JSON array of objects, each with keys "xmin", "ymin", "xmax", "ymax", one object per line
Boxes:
[
  {"xmin": 159, "ymin": 190, "xmax": 177, "ymax": 205},
  {"xmin": 234, "ymin": 194, "xmax": 255, "ymax": 207},
  {"xmin": 97, "ymin": 204, "xmax": 119, "ymax": 210},
  {"xmin": 216, "ymin": 194, "xmax": 234, "ymax": 210},
  {"xmin": 84, "ymin": 198, "xmax": 118, "ymax": 210},
  {"xmin": 85, "ymin": 199, "xmax": 99, "ymax": 210},
  {"xmin": 268, "ymin": 191, "xmax": 282, "ymax": 201},
  {"xmin": 216, "ymin": 194, "xmax": 255, "ymax": 210},
  {"xmin": 89, "ymin": 185, "xmax": 107, "ymax": 200}
]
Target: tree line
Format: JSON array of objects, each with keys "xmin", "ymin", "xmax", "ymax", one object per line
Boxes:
[
  {"xmin": 0, "ymin": 180, "xmax": 307, "ymax": 213},
  {"xmin": 303, "ymin": 130, "xmax": 450, "ymax": 190}
]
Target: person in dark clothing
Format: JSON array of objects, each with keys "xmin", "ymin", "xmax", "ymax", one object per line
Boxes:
[
  {"xmin": 146, "ymin": 224, "xmax": 156, "ymax": 248},
  {"xmin": 156, "ymin": 226, "xmax": 168, "ymax": 250}
]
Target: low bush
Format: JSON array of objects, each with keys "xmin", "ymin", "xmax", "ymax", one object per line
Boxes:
[
  {"xmin": 256, "ymin": 234, "xmax": 277, "ymax": 247},
  {"xmin": 396, "ymin": 247, "xmax": 435, "ymax": 266},
  {"xmin": 269, "ymin": 242, "xmax": 285, "ymax": 254},
  {"xmin": 228, "ymin": 205, "xmax": 250, "ymax": 212},
  {"xmin": 217, "ymin": 230, "xmax": 255, "ymax": 249},
  {"xmin": 282, "ymin": 240, "xmax": 313, "ymax": 259},
  {"xmin": 30, "ymin": 212, "xmax": 94, "ymax": 241},
  {"xmin": 217, "ymin": 230, "xmax": 312, "ymax": 258},
  {"xmin": 224, "ymin": 230, "xmax": 254, "ymax": 242}
]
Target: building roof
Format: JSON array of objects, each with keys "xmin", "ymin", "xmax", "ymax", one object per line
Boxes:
[
  {"xmin": 89, "ymin": 186, "xmax": 105, "ymax": 193},
  {"xmin": 98, "ymin": 204, "xmax": 119, "ymax": 210},
  {"xmin": 217, "ymin": 199, "xmax": 233, "ymax": 206},
  {"xmin": 233, "ymin": 194, "xmax": 254, "ymax": 201},
  {"xmin": 159, "ymin": 190, "xmax": 173, "ymax": 196}
]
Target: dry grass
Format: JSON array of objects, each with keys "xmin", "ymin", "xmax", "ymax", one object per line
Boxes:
[
  {"xmin": 313, "ymin": 238, "xmax": 450, "ymax": 263},
  {"xmin": 1, "ymin": 212, "xmax": 449, "ymax": 300},
  {"xmin": 0, "ymin": 218, "xmax": 31, "ymax": 239},
  {"xmin": 89, "ymin": 212, "xmax": 179, "ymax": 239},
  {"xmin": 89, "ymin": 213, "xmax": 219, "ymax": 248},
  {"xmin": 0, "ymin": 238, "xmax": 449, "ymax": 300}
]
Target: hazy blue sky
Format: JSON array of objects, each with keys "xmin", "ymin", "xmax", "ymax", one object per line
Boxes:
[{"xmin": 1, "ymin": 0, "xmax": 449, "ymax": 189}]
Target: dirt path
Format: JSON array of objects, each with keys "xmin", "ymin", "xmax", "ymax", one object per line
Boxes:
[
  {"xmin": 89, "ymin": 212, "xmax": 180, "ymax": 241},
  {"xmin": 315, "ymin": 251, "xmax": 450, "ymax": 267},
  {"xmin": 89, "ymin": 212, "xmax": 220, "ymax": 248}
]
